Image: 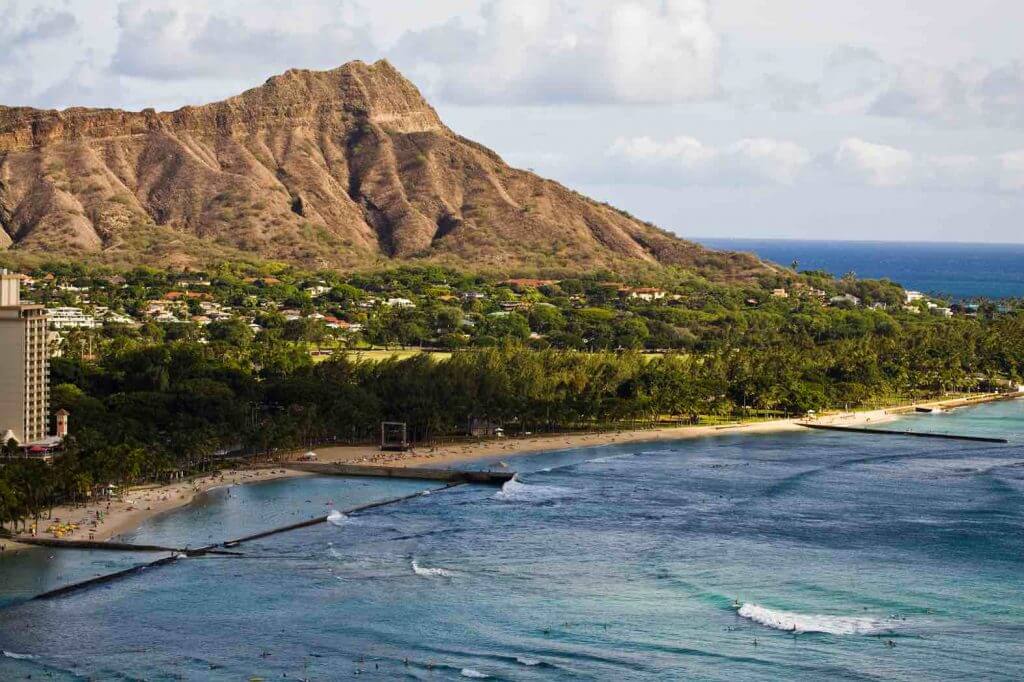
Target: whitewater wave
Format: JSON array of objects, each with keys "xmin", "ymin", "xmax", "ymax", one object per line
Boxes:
[
  {"xmin": 516, "ymin": 656, "xmax": 541, "ymax": 666},
  {"xmin": 460, "ymin": 669, "xmax": 489, "ymax": 679},
  {"xmin": 737, "ymin": 603, "xmax": 890, "ymax": 635},
  {"xmin": 2, "ymin": 651, "xmax": 36, "ymax": 660},
  {"xmin": 587, "ymin": 453, "xmax": 635, "ymax": 465},
  {"xmin": 494, "ymin": 476, "xmax": 572, "ymax": 503},
  {"xmin": 326, "ymin": 510, "xmax": 349, "ymax": 526},
  {"xmin": 411, "ymin": 560, "xmax": 455, "ymax": 578}
]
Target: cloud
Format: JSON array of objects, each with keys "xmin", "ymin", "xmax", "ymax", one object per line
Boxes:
[
  {"xmin": 607, "ymin": 135, "xmax": 810, "ymax": 185},
  {"xmin": 998, "ymin": 150, "xmax": 1024, "ymax": 192},
  {"xmin": 606, "ymin": 134, "xmax": 1024, "ymax": 192},
  {"xmin": 0, "ymin": 3, "xmax": 80, "ymax": 103},
  {"xmin": 833, "ymin": 138, "xmax": 914, "ymax": 187},
  {"xmin": 392, "ymin": 0, "xmax": 720, "ymax": 105},
  {"xmin": 5, "ymin": 7, "xmax": 77, "ymax": 47},
  {"xmin": 110, "ymin": 0, "xmax": 375, "ymax": 81},
  {"xmin": 746, "ymin": 46, "xmax": 1024, "ymax": 128}
]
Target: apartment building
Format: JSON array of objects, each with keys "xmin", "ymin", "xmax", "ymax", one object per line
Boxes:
[{"xmin": 0, "ymin": 269, "xmax": 50, "ymax": 445}]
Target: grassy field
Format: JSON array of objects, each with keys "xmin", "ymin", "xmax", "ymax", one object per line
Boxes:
[
  {"xmin": 310, "ymin": 348, "xmax": 454, "ymax": 363},
  {"xmin": 310, "ymin": 348, "xmax": 684, "ymax": 363}
]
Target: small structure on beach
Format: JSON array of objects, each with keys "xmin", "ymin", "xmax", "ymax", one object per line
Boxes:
[{"xmin": 381, "ymin": 421, "xmax": 410, "ymax": 452}]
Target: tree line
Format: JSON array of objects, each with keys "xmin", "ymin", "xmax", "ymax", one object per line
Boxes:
[{"xmin": 3, "ymin": 305, "xmax": 1023, "ymax": 532}]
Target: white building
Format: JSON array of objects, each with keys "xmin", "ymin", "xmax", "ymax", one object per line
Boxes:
[
  {"xmin": 305, "ymin": 285, "xmax": 332, "ymax": 298},
  {"xmin": 905, "ymin": 290, "xmax": 925, "ymax": 304},
  {"xmin": 47, "ymin": 307, "xmax": 99, "ymax": 330},
  {"xmin": 829, "ymin": 294, "xmax": 861, "ymax": 307}
]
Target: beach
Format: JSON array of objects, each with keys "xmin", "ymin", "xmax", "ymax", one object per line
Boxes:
[{"xmin": 2, "ymin": 393, "xmax": 1009, "ymax": 552}]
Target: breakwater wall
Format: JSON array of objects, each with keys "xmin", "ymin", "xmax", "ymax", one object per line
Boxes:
[
  {"xmin": 285, "ymin": 463, "xmax": 514, "ymax": 485},
  {"xmin": 800, "ymin": 423, "xmax": 1009, "ymax": 443}
]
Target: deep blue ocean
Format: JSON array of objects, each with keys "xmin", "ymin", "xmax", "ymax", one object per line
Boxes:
[
  {"xmin": 697, "ymin": 239, "xmax": 1024, "ymax": 300},
  {"xmin": 1, "ymin": 401, "xmax": 1023, "ymax": 680}
]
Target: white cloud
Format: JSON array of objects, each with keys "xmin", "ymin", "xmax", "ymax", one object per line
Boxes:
[
  {"xmin": 746, "ymin": 46, "xmax": 1024, "ymax": 128},
  {"xmin": 0, "ymin": 2, "xmax": 79, "ymax": 100},
  {"xmin": 997, "ymin": 150, "xmax": 1024, "ymax": 192},
  {"xmin": 110, "ymin": 0, "xmax": 375, "ymax": 81},
  {"xmin": 392, "ymin": 0, "xmax": 720, "ymax": 105},
  {"xmin": 833, "ymin": 138, "xmax": 914, "ymax": 187},
  {"xmin": 725, "ymin": 138, "xmax": 811, "ymax": 185},
  {"xmin": 607, "ymin": 134, "xmax": 1024, "ymax": 193},
  {"xmin": 607, "ymin": 135, "xmax": 810, "ymax": 185}
]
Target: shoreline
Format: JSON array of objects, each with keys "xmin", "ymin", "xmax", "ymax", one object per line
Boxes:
[{"xmin": 2, "ymin": 392, "xmax": 1015, "ymax": 554}]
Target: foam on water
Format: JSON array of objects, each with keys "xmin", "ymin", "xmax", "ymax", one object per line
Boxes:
[
  {"xmin": 737, "ymin": 603, "xmax": 890, "ymax": 635},
  {"xmin": 516, "ymin": 656, "xmax": 541, "ymax": 666},
  {"xmin": 326, "ymin": 510, "xmax": 349, "ymax": 527},
  {"xmin": 2, "ymin": 651, "xmax": 36, "ymax": 660},
  {"xmin": 494, "ymin": 476, "xmax": 572, "ymax": 503},
  {"xmin": 411, "ymin": 560, "xmax": 455, "ymax": 578},
  {"xmin": 460, "ymin": 668, "xmax": 489, "ymax": 678}
]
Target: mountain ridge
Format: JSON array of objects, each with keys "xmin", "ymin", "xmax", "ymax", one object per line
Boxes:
[{"xmin": 0, "ymin": 59, "xmax": 767, "ymax": 280}]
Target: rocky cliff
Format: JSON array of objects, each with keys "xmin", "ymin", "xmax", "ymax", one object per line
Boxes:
[{"xmin": 0, "ymin": 60, "xmax": 764, "ymax": 278}]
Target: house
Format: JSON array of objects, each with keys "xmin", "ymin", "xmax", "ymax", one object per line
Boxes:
[
  {"xmin": 101, "ymin": 311, "xmax": 138, "ymax": 326},
  {"xmin": 905, "ymin": 290, "xmax": 925, "ymax": 304},
  {"xmin": 931, "ymin": 307, "xmax": 954, "ymax": 318},
  {"xmin": 621, "ymin": 287, "xmax": 667, "ymax": 302},
  {"xmin": 305, "ymin": 285, "xmax": 332, "ymax": 298},
  {"xmin": 162, "ymin": 291, "xmax": 212, "ymax": 302},
  {"xmin": 771, "ymin": 288, "xmax": 789, "ymax": 299},
  {"xmin": 385, "ymin": 297, "xmax": 416, "ymax": 308},
  {"xmin": 829, "ymin": 294, "xmax": 861, "ymax": 307}
]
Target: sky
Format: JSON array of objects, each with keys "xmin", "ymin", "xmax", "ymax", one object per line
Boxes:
[{"xmin": 3, "ymin": 0, "xmax": 1024, "ymax": 243}]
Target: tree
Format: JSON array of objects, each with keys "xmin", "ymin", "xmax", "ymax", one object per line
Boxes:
[{"xmin": 208, "ymin": 318, "xmax": 254, "ymax": 347}]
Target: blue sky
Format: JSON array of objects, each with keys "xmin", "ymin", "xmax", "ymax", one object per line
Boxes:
[{"xmin": 3, "ymin": 0, "xmax": 1024, "ymax": 243}]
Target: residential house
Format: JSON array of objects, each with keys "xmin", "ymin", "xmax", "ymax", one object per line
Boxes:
[{"xmin": 829, "ymin": 294, "xmax": 861, "ymax": 307}]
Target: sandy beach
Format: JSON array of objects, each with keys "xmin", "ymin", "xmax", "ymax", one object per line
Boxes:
[
  {"xmin": 2, "ymin": 467, "xmax": 308, "ymax": 551},
  {"xmin": 2, "ymin": 393, "xmax": 1011, "ymax": 553}
]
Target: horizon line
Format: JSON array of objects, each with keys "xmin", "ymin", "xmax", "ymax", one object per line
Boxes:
[{"xmin": 691, "ymin": 236, "xmax": 1024, "ymax": 248}]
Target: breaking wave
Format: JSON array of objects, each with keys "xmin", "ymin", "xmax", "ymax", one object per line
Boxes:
[
  {"xmin": 737, "ymin": 603, "xmax": 890, "ymax": 635},
  {"xmin": 516, "ymin": 656, "xmax": 542, "ymax": 666},
  {"xmin": 494, "ymin": 476, "xmax": 572, "ymax": 503},
  {"xmin": 460, "ymin": 669, "xmax": 489, "ymax": 678},
  {"xmin": 326, "ymin": 510, "xmax": 349, "ymax": 526},
  {"xmin": 2, "ymin": 651, "xmax": 36, "ymax": 660},
  {"xmin": 411, "ymin": 560, "xmax": 455, "ymax": 578}
]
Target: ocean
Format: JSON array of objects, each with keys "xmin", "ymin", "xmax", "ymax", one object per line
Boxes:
[
  {"xmin": 1, "ymin": 400, "xmax": 1022, "ymax": 680},
  {"xmin": 696, "ymin": 239, "xmax": 1024, "ymax": 300}
]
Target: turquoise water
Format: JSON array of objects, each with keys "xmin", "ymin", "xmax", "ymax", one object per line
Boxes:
[{"xmin": 1, "ymin": 401, "xmax": 1022, "ymax": 680}]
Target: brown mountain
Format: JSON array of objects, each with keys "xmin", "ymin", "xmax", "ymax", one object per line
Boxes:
[{"xmin": 0, "ymin": 59, "xmax": 765, "ymax": 278}]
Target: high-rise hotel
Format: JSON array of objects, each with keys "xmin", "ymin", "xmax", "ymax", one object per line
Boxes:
[{"xmin": 0, "ymin": 269, "xmax": 49, "ymax": 445}]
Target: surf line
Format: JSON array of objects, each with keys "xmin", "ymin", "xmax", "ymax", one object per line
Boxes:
[{"xmin": 27, "ymin": 483, "xmax": 464, "ymax": 602}]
